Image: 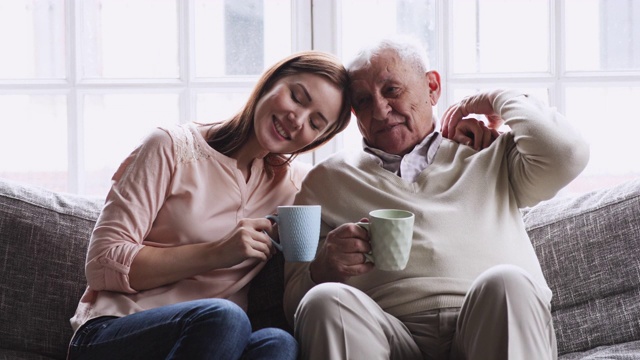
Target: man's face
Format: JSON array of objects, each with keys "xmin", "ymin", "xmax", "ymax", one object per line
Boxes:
[{"xmin": 349, "ymin": 49, "xmax": 441, "ymax": 155}]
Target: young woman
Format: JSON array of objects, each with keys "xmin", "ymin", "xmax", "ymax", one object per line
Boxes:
[{"xmin": 67, "ymin": 51, "xmax": 352, "ymax": 360}]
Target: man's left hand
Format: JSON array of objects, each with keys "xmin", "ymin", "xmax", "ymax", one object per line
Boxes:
[
  {"xmin": 441, "ymin": 90, "xmax": 505, "ymax": 144},
  {"xmin": 447, "ymin": 117, "xmax": 500, "ymax": 151}
]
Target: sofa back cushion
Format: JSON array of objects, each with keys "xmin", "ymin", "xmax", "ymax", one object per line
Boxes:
[
  {"xmin": 524, "ymin": 178, "xmax": 640, "ymax": 355},
  {"xmin": 0, "ymin": 179, "xmax": 101, "ymax": 359}
]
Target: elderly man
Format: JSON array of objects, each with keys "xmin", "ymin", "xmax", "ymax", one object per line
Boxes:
[{"xmin": 283, "ymin": 37, "xmax": 589, "ymax": 360}]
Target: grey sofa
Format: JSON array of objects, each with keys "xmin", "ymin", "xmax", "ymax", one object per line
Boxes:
[{"xmin": 0, "ymin": 177, "xmax": 639, "ymax": 359}]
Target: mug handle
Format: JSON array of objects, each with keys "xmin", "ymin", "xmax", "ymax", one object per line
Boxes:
[
  {"xmin": 265, "ymin": 215, "xmax": 283, "ymax": 252},
  {"xmin": 355, "ymin": 221, "xmax": 374, "ymax": 264}
]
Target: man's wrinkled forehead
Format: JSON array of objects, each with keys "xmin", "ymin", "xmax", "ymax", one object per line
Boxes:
[
  {"xmin": 349, "ymin": 52, "xmax": 399, "ymax": 81},
  {"xmin": 349, "ymin": 52, "xmax": 399, "ymax": 89},
  {"xmin": 349, "ymin": 49, "xmax": 398, "ymax": 73}
]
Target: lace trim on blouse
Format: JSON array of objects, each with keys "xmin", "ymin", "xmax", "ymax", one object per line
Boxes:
[{"xmin": 168, "ymin": 124, "xmax": 210, "ymax": 164}]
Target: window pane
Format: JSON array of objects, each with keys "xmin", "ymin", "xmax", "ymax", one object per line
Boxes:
[
  {"xmin": 80, "ymin": 0, "xmax": 179, "ymax": 79},
  {"xmin": 0, "ymin": 0, "xmax": 66, "ymax": 79},
  {"xmin": 565, "ymin": 86, "xmax": 640, "ymax": 192},
  {"xmin": 565, "ymin": 0, "xmax": 640, "ymax": 71},
  {"xmin": 451, "ymin": 0, "xmax": 549, "ymax": 74},
  {"xmin": 82, "ymin": 93, "xmax": 179, "ymax": 196},
  {"xmin": 337, "ymin": 114, "xmax": 361, "ymax": 154},
  {"xmin": 339, "ymin": 0, "xmax": 437, "ymax": 68},
  {"xmin": 195, "ymin": 91, "xmax": 250, "ymax": 123},
  {"xmin": 0, "ymin": 95, "xmax": 68, "ymax": 191},
  {"xmin": 195, "ymin": 0, "xmax": 292, "ymax": 78},
  {"xmin": 451, "ymin": 88, "xmax": 549, "ymax": 104}
]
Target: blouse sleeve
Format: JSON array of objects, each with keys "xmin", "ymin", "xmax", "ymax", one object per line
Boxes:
[{"xmin": 85, "ymin": 127, "xmax": 176, "ymax": 293}]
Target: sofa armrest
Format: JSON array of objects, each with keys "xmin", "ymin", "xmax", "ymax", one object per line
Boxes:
[
  {"xmin": 524, "ymin": 178, "xmax": 640, "ymax": 355},
  {"xmin": 0, "ymin": 179, "xmax": 101, "ymax": 359}
]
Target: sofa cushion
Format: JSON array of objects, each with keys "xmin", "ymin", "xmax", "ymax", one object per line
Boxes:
[
  {"xmin": 559, "ymin": 339, "xmax": 640, "ymax": 360},
  {"xmin": 0, "ymin": 179, "xmax": 102, "ymax": 359},
  {"xmin": 523, "ymin": 178, "xmax": 640, "ymax": 355}
]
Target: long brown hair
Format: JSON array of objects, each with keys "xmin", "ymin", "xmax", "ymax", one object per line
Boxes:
[{"xmin": 205, "ymin": 51, "xmax": 352, "ymax": 167}]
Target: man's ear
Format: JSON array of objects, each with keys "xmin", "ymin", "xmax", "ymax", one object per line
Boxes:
[{"xmin": 426, "ymin": 70, "xmax": 441, "ymax": 105}]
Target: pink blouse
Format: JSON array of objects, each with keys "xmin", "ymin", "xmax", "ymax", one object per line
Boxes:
[{"xmin": 70, "ymin": 123, "xmax": 309, "ymax": 331}]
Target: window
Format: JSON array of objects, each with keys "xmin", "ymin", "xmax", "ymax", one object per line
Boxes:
[
  {"xmin": 2, "ymin": 0, "xmax": 639, "ymax": 198},
  {"xmin": 0, "ymin": 0, "xmax": 293, "ymax": 196},
  {"xmin": 331, "ymin": 0, "xmax": 640, "ymax": 196}
]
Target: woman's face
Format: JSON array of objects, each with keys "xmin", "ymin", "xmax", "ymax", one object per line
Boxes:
[{"xmin": 253, "ymin": 73, "xmax": 343, "ymax": 155}]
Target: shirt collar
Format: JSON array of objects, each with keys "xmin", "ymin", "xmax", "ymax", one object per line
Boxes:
[{"xmin": 363, "ymin": 131, "xmax": 442, "ymax": 176}]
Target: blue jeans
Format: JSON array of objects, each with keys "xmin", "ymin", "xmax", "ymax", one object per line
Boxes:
[{"xmin": 68, "ymin": 299, "xmax": 298, "ymax": 360}]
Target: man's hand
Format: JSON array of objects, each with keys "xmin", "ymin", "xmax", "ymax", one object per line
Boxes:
[
  {"xmin": 441, "ymin": 90, "xmax": 505, "ymax": 144},
  {"xmin": 309, "ymin": 221, "xmax": 374, "ymax": 284},
  {"xmin": 447, "ymin": 117, "xmax": 500, "ymax": 151}
]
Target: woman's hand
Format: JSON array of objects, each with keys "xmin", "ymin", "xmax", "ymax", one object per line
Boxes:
[
  {"xmin": 213, "ymin": 218, "xmax": 276, "ymax": 268},
  {"xmin": 129, "ymin": 217, "xmax": 275, "ymax": 291}
]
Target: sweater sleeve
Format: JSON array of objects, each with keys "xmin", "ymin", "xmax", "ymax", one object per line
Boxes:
[
  {"xmin": 495, "ymin": 90, "xmax": 590, "ymax": 207},
  {"xmin": 85, "ymin": 128, "xmax": 176, "ymax": 293}
]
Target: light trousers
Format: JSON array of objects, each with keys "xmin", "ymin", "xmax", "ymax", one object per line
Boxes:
[{"xmin": 294, "ymin": 264, "xmax": 557, "ymax": 360}]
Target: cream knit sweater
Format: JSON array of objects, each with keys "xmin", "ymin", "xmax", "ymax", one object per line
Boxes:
[{"xmin": 284, "ymin": 91, "xmax": 590, "ymax": 324}]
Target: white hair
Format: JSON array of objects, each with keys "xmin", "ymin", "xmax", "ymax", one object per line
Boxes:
[{"xmin": 346, "ymin": 35, "xmax": 430, "ymax": 75}]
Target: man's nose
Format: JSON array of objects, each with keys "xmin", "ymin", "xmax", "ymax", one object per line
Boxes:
[{"xmin": 372, "ymin": 94, "xmax": 390, "ymax": 121}]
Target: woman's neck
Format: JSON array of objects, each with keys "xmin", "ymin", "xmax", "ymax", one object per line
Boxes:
[{"xmin": 231, "ymin": 135, "xmax": 268, "ymax": 182}]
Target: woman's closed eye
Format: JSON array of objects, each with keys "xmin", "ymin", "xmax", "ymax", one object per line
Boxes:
[
  {"xmin": 309, "ymin": 118, "xmax": 320, "ymax": 130},
  {"xmin": 310, "ymin": 112, "xmax": 330, "ymax": 132},
  {"xmin": 290, "ymin": 90, "xmax": 302, "ymax": 104},
  {"xmin": 292, "ymin": 83, "xmax": 329, "ymax": 132},
  {"xmin": 289, "ymin": 89, "xmax": 319, "ymax": 130}
]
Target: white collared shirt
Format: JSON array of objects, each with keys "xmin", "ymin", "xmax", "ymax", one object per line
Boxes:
[{"xmin": 363, "ymin": 131, "xmax": 443, "ymax": 183}]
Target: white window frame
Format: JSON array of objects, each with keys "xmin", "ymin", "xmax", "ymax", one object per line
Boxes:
[
  {"xmin": 60, "ymin": 0, "xmax": 317, "ymax": 193},
  {"xmin": 312, "ymin": 0, "xmax": 640, "ymax": 128},
  {"xmin": 3, "ymin": 0, "xmax": 640, "ymax": 195}
]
